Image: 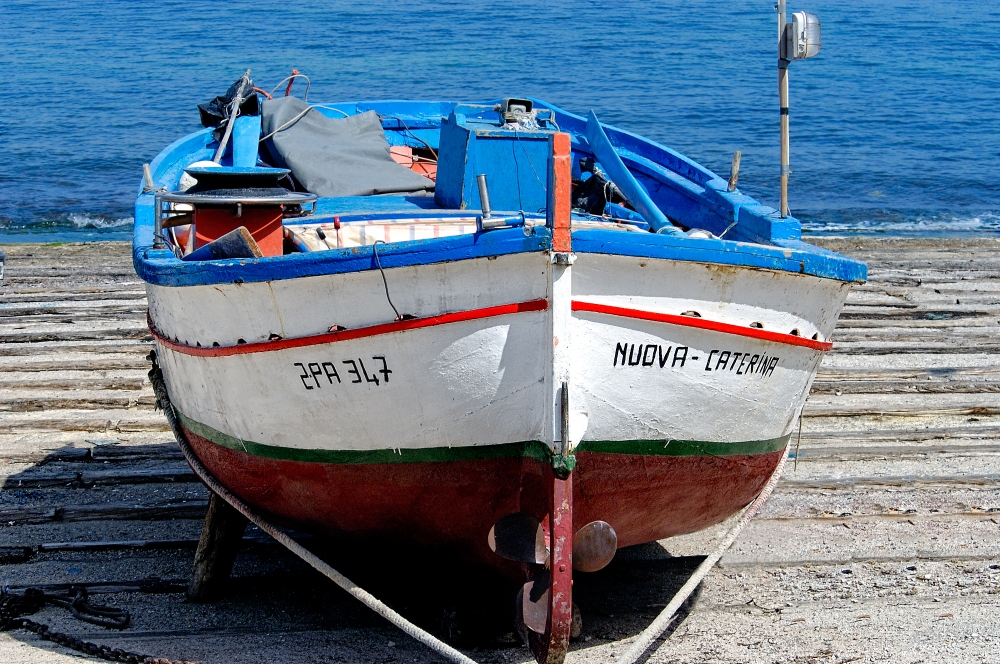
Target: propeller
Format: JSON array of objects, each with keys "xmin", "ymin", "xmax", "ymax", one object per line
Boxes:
[
  {"xmin": 490, "ymin": 513, "xmax": 617, "ymax": 651},
  {"xmin": 488, "ymin": 512, "xmax": 548, "ymax": 565},
  {"xmin": 571, "ymin": 520, "xmax": 617, "ymax": 573},
  {"xmin": 488, "ymin": 513, "xmax": 618, "ymax": 572},
  {"xmin": 518, "ymin": 569, "xmax": 551, "ymax": 634}
]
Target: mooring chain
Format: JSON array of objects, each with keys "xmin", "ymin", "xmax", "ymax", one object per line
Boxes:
[{"xmin": 0, "ymin": 587, "xmax": 196, "ymax": 664}]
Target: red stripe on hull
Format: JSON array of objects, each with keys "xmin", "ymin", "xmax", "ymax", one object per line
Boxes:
[
  {"xmin": 153, "ymin": 299, "xmax": 548, "ymax": 357},
  {"xmin": 183, "ymin": 427, "xmax": 781, "ymax": 570},
  {"xmin": 572, "ymin": 300, "xmax": 833, "ymax": 351}
]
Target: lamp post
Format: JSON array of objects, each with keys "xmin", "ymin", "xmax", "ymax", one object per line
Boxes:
[{"xmin": 777, "ymin": 2, "xmax": 821, "ymax": 218}]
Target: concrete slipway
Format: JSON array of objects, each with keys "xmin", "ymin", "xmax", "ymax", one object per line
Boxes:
[{"xmin": 1, "ymin": 237, "xmax": 998, "ymax": 663}]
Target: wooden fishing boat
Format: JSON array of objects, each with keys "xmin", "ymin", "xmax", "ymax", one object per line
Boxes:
[{"xmin": 135, "ymin": 83, "xmax": 865, "ymax": 663}]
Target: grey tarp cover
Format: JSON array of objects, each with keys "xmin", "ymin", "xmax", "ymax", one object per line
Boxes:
[{"xmin": 260, "ymin": 97, "xmax": 434, "ymax": 197}]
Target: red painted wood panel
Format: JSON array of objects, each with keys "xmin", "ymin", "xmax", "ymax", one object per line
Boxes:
[{"xmin": 547, "ymin": 132, "xmax": 572, "ymax": 253}]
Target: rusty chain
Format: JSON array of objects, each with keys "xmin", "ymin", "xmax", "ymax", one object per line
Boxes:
[{"xmin": 0, "ymin": 586, "xmax": 196, "ymax": 664}]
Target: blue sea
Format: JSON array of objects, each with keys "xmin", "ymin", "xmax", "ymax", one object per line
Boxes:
[{"xmin": 1, "ymin": 0, "xmax": 997, "ymax": 242}]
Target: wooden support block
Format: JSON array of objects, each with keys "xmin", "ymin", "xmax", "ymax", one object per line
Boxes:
[{"xmin": 186, "ymin": 491, "xmax": 248, "ymax": 602}]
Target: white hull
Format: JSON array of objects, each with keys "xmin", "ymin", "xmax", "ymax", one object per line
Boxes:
[{"xmin": 150, "ymin": 251, "xmax": 850, "ymax": 454}]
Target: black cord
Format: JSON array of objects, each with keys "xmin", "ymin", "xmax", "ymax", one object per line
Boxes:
[
  {"xmin": 378, "ymin": 114, "xmax": 438, "ymax": 161},
  {"xmin": 371, "ymin": 241, "xmax": 405, "ymax": 321}
]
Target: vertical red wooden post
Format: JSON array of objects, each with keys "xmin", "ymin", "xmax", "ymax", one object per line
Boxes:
[
  {"xmin": 547, "ymin": 132, "xmax": 572, "ymax": 253},
  {"xmin": 526, "ymin": 470, "xmax": 574, "ymax": 664},
  {"xmin": 545, "ymin": 472, "xmax": 573, "ymax": 664},
  {"xmin": 539, "ymin": 129, "xmax": 574, "ymax": 664}
]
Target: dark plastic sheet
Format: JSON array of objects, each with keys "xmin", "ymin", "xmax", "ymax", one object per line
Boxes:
[{"xmin": 260, "ymin": 97, "xmax": 433, "ymax": 198}]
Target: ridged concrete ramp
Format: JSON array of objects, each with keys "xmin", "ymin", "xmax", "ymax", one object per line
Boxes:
[{"xmin": 1, "ymin": 238, "xmax": 998, "ymax": 663}]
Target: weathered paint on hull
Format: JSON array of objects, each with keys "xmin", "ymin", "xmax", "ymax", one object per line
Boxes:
[
  {"xmin": 573, "ymin": 449, "xmax": 783, "ymax": 548},
  {"xmin": 135, "ymin": 102, "xmax": 866, "ymax": 664},
  {"xmin": 182, "ymin": 420, "xmax": 782, "ymax": 571},
  {"xmin": 150, "ymin": 246, "xmax": 841, "ymax": 633},
  {"xmin": 149, "ymin": 253, "xmax": 849, "ymax": 462}
]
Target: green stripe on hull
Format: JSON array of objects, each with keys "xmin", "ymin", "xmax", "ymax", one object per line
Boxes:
[
  {"xmin": 176, "ymin": 410, "xmax": 788, "ymax": 465},
  {"xmin": 576, "ymin": 436, "xmax": 790, "ymax": 457},
  {"xmin": 176, "ymin": 410, "xmax": 552, "ymax": 465}
]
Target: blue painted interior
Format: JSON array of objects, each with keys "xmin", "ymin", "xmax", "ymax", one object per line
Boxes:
[
  {"xmin": 585, "ymin": 110, "xmax": 677, "ymax": 235},
  {"xmin": 312, "ymin": 195, "xmax": 441, "ymax": 217},
  {"xmin": 134, "ymin": 98, "xmax": 867, "ymax": 288},
  {"xmin": 184, "ymin": 165, "xmax": 289, "ymax": 176}
]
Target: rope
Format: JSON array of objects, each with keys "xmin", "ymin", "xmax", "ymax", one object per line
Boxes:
[
  {"xmin": 212, "ymin": 70, "xmax": 251, "ymax": 164},
  {"xmin": 269, "ymin": 73, "xmax": 311, "ymax": 101},
  {"xmin": 259, "ymin": 104, "xmax": 351, "ymax": 143},
  {"xmin": 147, "ymin": 354, "xmax": 478, "ymax": 664},
  {"xmin": 615, "ymin": 443, "xmax": 790, "ymax": 664}
]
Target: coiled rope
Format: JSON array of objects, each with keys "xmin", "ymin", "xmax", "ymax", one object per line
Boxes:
[{"xmin": 147, "ymin": 353, "xmax": 479, "ymax": 664}]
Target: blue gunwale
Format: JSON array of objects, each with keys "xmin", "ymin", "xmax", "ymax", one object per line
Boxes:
[{"xmin": 133, "ymin": 99, "xmax": 867, "ymax": 288}]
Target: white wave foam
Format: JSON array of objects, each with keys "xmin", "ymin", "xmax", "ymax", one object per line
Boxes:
[
  {"xmin": 68, "ymin": 213, "xmax": 134, "ymax": 229},
  {"xmin": 805, "ymin": 211, "xmax": 1000, "ymax": 235}
]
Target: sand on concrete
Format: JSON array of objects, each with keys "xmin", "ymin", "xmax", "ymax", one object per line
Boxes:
[{"xmin": 1, "ymin": 237, "xmax": 998, "ymax": 664}]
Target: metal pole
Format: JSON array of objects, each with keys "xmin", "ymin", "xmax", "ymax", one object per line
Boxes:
[
  {"xmin": 559, "ymin": 380, "xmax": 569, "ymax": 457},
  {"xmin": 778, "ymin": 0, "xmax": 790, "ymax": 217},
  {"xmin": 153, "ymin": 193, "xmax": 164, "ymax": 250},
  {"xmin": 476, "ymin": 174, "xmax": 492, "ymax": 219}
]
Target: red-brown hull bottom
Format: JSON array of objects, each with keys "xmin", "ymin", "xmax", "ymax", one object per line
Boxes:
[
  {"xmin": 183, "ymin": 427, "xmax": 782, "ymax": 571},
  {"xmin": 574, "ymin": 450, "xmax": 781, "ymax": 548}
]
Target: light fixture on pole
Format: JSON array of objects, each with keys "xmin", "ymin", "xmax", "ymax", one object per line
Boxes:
[{"xmin": 777, "ymin": 2, "xmax": 821, "ymax": 218}]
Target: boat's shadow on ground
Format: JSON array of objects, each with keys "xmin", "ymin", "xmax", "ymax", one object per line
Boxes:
[
  {"xmin": 297, "ymin": 536, "xmax": 706, "ymax": 655},
  {"xmin": 572, "ymin": 545, "xmax": 705, "ymax": 648},
  {"xmin": 1, "ymin": 447, "xmax": 703, "ymax": 660}
]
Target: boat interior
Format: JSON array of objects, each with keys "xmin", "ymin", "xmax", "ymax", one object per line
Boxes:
[{"xmin": 149, "ymin": 97, "xmax": 805, "ymax": 263}]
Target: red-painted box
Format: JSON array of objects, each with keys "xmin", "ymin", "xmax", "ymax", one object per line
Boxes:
[{"xmin": 194, "ymin": 206, "xmax": 284, "ymax": 257}]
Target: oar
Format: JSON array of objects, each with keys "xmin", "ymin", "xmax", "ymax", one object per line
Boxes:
[{"xmin": 212, "ymin": 70, "xmax": 252, "ymax": 163}]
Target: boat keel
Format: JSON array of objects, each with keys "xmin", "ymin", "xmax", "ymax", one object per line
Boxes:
[{"xmin": 518, "ymin": 472, "xmax": 572, "ymax": 664}]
